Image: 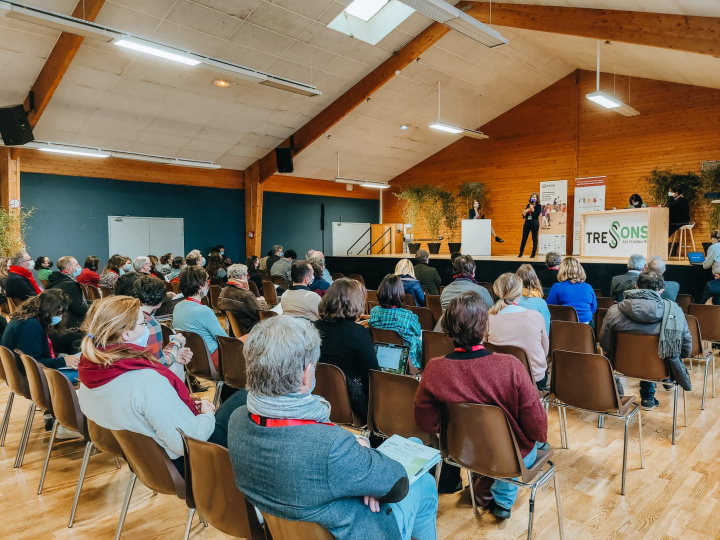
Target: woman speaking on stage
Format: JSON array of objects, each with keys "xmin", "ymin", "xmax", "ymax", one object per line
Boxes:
[
  {"xmin": 518, "ymin": 193, "xmax": 541, "ymax": 258},
  {"xmin": 468, "ymin": 200, "xmax": 503, "ymax": 243}
]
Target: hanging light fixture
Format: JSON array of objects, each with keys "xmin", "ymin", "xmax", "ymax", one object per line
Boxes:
[
  {"xmin": 586, "ymin": 40, "xmax": 639, "ymax": 117},
  {"xmin": 334, "ymin": 152, "xmax": 389, "ymax": 188},
  {"xmin": 428, "ymin": 81, "xmax": 489, "ymax": 139}
]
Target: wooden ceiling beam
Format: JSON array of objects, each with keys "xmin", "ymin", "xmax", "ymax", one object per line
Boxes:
[
  {"xmin": 23, "ymin": 0, "xmax": 106, "ymax": 128},
  {"xmin": 459, "ymin": 2, "xmax": 720, "ymax": 57},
  {"xmin": 253, "ymin": 21, "xmax": 450, "ymax": 183}
]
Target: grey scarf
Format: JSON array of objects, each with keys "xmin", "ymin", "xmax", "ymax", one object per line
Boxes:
[
  {"xmin": 247, "ymin": 392, "xmax": 331, "ymax": 423},
  {"xmin": 625, "ymin": 289, "xmax": 684, "ymax": 357}
]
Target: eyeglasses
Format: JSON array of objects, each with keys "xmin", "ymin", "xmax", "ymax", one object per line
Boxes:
[{"xmin": 134, "ymin": 320, "xmax": 150, "ymax": 329}]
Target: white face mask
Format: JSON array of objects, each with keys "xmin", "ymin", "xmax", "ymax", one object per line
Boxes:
[
  {"xmin": 668, "ymin": 191, "xmax": 674, "ymax": 197},
  {"xmin": 27, "ymin": 260, "xmax": 35, "ymax": 270},
  {"xmin": 130, "ymin": 325, "xmax": 150, "ymax": 348}
]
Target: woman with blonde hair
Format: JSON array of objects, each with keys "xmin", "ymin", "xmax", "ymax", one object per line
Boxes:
[
  {"xmin": 546, "ymin": 257, "xmax": 597, "ymax": 325},
  {"xmin": 77, "ymin": 295, "xmax": 246, "ymax": 473},
  {"xmin": 486, "ymin": 273, "xmax": 549, "ymax": 389},
  {"xmin": 394, "ymin": 258, "xmax": 425, "ymax": 306},
  {"xmin": 515, "ymin": 264, "xmax": 550, "ymax": 333}
]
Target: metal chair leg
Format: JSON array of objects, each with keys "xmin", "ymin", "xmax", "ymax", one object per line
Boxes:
[
  {"xmin": 527, "ymin": 484, "xmax": 539, "ymax": 540},
  {"xmin": 683, "ymin": 388, "xmax": 687, "ymax": 427},
  {"xmin": 712, "ymin": 355, "xmax": 716, "ymax": 398},
  {"xmin": 183, "ymin": 508, "xmax": 196, "ymax": 540},
  {"xmin": 38, "ymin": 420, "xmax": 59, "ymax": 494},
  {"xmin": 434, "ymin": 460, "xmax": 443, "ymax": 489},
  {"xmin": 702, "ymin": 358, "xmax": 709, "ymax": 410},
  {"xmin": 15, "ymin": 402, "xmax": 36, "ymax": 468},
  {"xmin": 115, "ymin": 472, "xmax": 137, "ymax": 540},
  {"xmin": 562, "ymin": 408, "xmax": 568, "ymax": 447},
  {"xmin": 467, "ymin": 469, "xmax": 478, "ymax": 515},
  {"xmin": 553, "ymin": 473, "xmax": 565, "ymax": 540},
  {"xmin": 621, "ymin": 417, "xmax": 629, "ymax": 496},
  {"xmin": 557, "ymin": 407, "xmax": 567, "ymax": 449},
  {"xmin": 638, "ymin": 409, "xmax": 644, "ymax": 469},
  {"xmin": 69, "ymin": 441, "xmax": 94, "ymax": 527},
  {"xmin": 213, "ymin": 381, "xmax": 224, "ymax": 407},
  {"xmin": 671, "ymin": 385, "xmax": 678, "ymax": 445},
  {"xmin": 0, "ymin": 391, "xmax": 14, "ymax": 446},
  {"xmin": 598, "ymin": 415, "xmax": 604, "ymax": 428}
]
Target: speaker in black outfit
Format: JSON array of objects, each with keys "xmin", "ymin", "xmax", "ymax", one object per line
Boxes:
[
  {"xmin": 276, "ymin": 147, "xmax": 293, "ymax": 173},
  {"xmin": 0, "ymin": 105, "xmax": 34, "ymax": 146}
]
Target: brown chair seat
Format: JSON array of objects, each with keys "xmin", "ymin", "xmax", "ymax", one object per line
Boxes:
[
  {"xmin": 367, "ymin": 370, "xmax": 430, "ymax": 445},
  {"xmin": 425, "ymin": 294, "xmax": 442, "ymax": 322},
  {"xmin": 402, "ymin": 293, "xmax": 417, "ymax": 307},
  {"xmin": 549, "ymin": 320, "xmax": 595, "ymax": 355},
  {"xmin": 366, "ymin": 290, "xmax": 378, "ymax": 303},
  {"xmin": 224, "ymin": 310, "xmax": 248, "ymax": 338},
  {"xmin": 407, "ymin": 306, "xmax": 435, "ymax": 331},
  {"xmin": 684, "ymin": 314, "xmax": 715, "ymax": 410},
  {"xmin": 248, "ymin": 280, "xmax": 261, "ymax": 298},
  {"xmin": 208, "ymin": 285, "xmax": 222, "ymax": 312},
  {"xmin": 217, "ymin": 335, "xmax": 247, "ymax": 390},
  {"xmin": 261, "ymin": 512, "xmax": 334, "ymax": 540},
  {"xmin": 15, "ymin": 351, "xmax": 53, "ymax": 469},
  {"xmin": 314, "ymin": 363, "xmax": 363, "ymax": 429},
  {"xmin": 421, "ymin": 331, "xmax": 454, "ymax": 371},
  {"xmin": 349, "ymin": 274, "xmax": 366, "ymax": 287},
  {"xmin": 262, "ymin": 280, "xmax": 278, "ymax": 306},
  {"xmin": 271, "ymin": 275, "xmax": 287, "ymax": 288},
  {"xmin": 596, "ymin": 297, "xmax": 615, "ymax": 309},
  {"xmin": 330, "ymin": 273, "xmax": 345, "ymax": 281},
  {"xmin": 548, "ymin": 304, "xmax": 579, "ymax": 322},
  {"xmin": 0, "ymin": 345, "xmax": 28, "ymax": 449},
  {"xmin": 183, "ymin": 330, "xmax": 223, "ymax": 406},
  {"xmin": 99, "ymin": 286, "xmax": 114, "ymax": 298},
  {"xmin": 676, "ymin": 294, "xmax": 693, "ymax": 314},
  {"xmin": 258, "ymin": 309, "xmax": 278, "ymax": 320},
  {"xmin": 369, "ymin": 327, "xmax": 404, "ymax": 346}
]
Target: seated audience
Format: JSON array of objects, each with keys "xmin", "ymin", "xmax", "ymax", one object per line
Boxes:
[
  {"xmin": 701, "ymin": 272, "xmax": 720, "ymax": 305},
  {"xmin": 703, "ymin": 230, "xmax": 720, "ymax": 274},
  {"xmin": 77, "ymin": 296, "xmax": 246, "ymax": 473},
  {"xmin": 156, "ymin": 253, "xmax": 173, "ymax": 276},
  {"xmin": 216, "ymin": 244, "xmax": 231, "ymax": 265},
  {"xmin": 172, "ymin": 266, "xmax": 228, "ymax": 370},
  {"xmin": 228, "ymin": 315, "xmax": 438, "ymax": 539},
  {"xmin": 413, "ymin": 249, "xmax": 441, "ymax": 295},
  {"xmin": 307, "ymin": 257, "xmax": 330, "ymax": 296},
  {"xmin": 167, "ymin": 256, "xmax": 185, "ymax": 282},
  {"xmin": 245, "ymin": 255, "xmax": 264, "ymax": 291},
  {"xmin": 486, "ymin": 273, "xmax": 549, "ymax": 389},
  {"xmin": 547, "ymin": 257, "xmax": 597, "ymax": 325},
  {"xmin": 537, "ymin": 251, "xmax": 561, "ymax": 293},
  {"xmin": 368, "ymin": 275, "xmax": 422, "ymax": 369},
  {"xmin": 46, "ymin": 256, "xmax": 88, "ymax": 328},
  {"xmin": 133, "ymin": 256, "xmax": 153, "ymax": 276},
  {"xmin": 148, "ymin": 255, "xmax": 166, "ymax": 280},
  {"xmin": 610, "ymin": 254, "xmax": 645, "ymax": 301},
  {"xmin": 394, "ymin": 259, "xmax": 425, "ymax": 307},
  {"xmin": 35, "ymin": 256, "xmax": 53, "ymax": 282},
  {"xmin": 99, "ymin": 254, "xmax": 126, "ymax": 290},
  {"xmin": 279, "ymin": 260, "xmax": 321, "ymax": 322},
  {"xmin": 265, "ymin": 245, "xmax": 284, "ymax": 272},
  {"xmin": 6, "ymin": 251, "xmax": 42, "ymax": 300},
  {"xmin": 645, "ymin": 255, "xmax": 679, "ymax": 301},
  {"xmin": 218, "ymin": 264, "xmax": 267, "ymax": 331},
  {"xmin": 206, "ymin": 253, "xmax": 228, "ymax": 286},
  {"xmin": 414, "ymin": 292, "xmax": 547, "ymax": 519},
  {"xmin": 440, "ymin": 254, "xmax": 492, "ymax": 311},
  {"xmin": 516, "ymin": 264, "xmax": 551, "ymax": 333},
  {"xmin": 77, "ymin": 256, "xmax": 101, "ymax": 287},
  {"xmin": 314, "ymin": 278, "xmax": 379, "ymax": 423},
  {"xmin": 271, "ymin": 249, "xmax": 297, "ymax": 288},
  {"xmin": 186, "ymin": 249, "xmax": 204, "ymax": 267},
  {"xmin": 441, "ymin": 252, "xmax": 461, "ymax": 286},
  {"xmin": 2, "ymin": 289, "xmax": 80, "ymax": 382},
  {"xmin": 123, "ymin": 257, "xmax": 133, "ymax": 273},
  {"xmin": 600, "ymin": 271, "xmax": 691, "ymax": 410},
  {"xmin": 306, "ymin": 249, "xmax": 333, "ymax": 284}
]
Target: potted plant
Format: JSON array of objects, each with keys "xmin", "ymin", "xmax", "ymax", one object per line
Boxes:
[
  {"xmin": 395, "ymin": 186, "xmax": 425, "ymax": 254},
  {"xmin": 702, "ymin": 164, "xmax": 720, "ymax": 230},
  {"xmin": 422, "ymin": 186, "xmax": 447, "ymax": 254},
  {"xmin": 0, "ymin": 206, "xmax": 33, "ymax": 257},
  {"xmin": 643, "ymin": 168, "xmax": 703, "ymax": 206},
  {"xmin": 458, "ymin": 182, "xmax": 487, "ymax": 213},
  {"xmin": 440, "ymin": 190, "xmax": 462, "ymax": 253}
]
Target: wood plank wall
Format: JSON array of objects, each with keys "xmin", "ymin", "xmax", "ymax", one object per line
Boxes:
[{"xmin": 383, "ymin": 69, "xmax": 720, "ymax": 256}]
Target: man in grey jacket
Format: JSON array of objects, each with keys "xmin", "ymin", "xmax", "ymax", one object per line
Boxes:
[
  {"xmin": 609, "ymin": 254, "xmax": 645, "ymax": 301},
  {"xmin": 440, "ymin": 255, "xmax": 493, "ymax": 311},
  {"xmin": 600, "ymin": 271, "xmax": 691, "ymax": 411}
]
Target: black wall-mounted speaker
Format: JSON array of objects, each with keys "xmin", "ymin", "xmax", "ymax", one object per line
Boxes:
[
  {"xmin": 0, "ymin": 105, "xmax": 34, "ymax": 146},
  {"xmin": 276, "ymin": 147, "xmax": 293, "ymax": 173},
  {"xmin": 320, "ymin": 204, "xmax": 325, "ymax": 231}
]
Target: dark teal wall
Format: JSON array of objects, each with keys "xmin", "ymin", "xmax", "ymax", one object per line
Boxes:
[
  {"xmin": 261, "ymin": 192, "xmax": 379, "ymax": 257},
  {"xmin": 21, "ymin": 173, "xmax": 245, "ymax": 265}
]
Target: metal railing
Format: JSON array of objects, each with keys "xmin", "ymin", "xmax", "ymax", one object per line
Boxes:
[
  {"xmin": 369, "ymin": 227, "xmax": 391, "ymax": 254},
  {"xmin": 346, "ymin": 227, "xmax": 371, "ymax": 255}
]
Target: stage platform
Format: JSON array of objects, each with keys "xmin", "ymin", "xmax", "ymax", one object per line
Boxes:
[{"xmin": 325, "ymin": 254, "xmax": 710, "ymax": 301}]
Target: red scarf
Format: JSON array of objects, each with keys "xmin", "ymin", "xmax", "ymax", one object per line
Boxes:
[
  {"xmin": 453, "ymin": 273, "xmax": 478, "ymax": 284},
  {"xmin": 78, "ymin": 344, "xmax": 199, "ymax": 415},
  {"xmin": 10, "ymin": 265, "xmax": 42, "ymax": 294}
]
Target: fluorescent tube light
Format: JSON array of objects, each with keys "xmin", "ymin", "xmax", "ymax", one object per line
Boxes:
[
  {"xmin": 171, "ymin": 159, "xmax": 221, "ymax": 169},
  {"xmin": 429, "ymin": 122, "xmax": 463, "ymax": 134},
  {"xmin": 361, "ymin": 182, "xmax": 390, "ymax": 189},
  {"xmin": 39, "ymin": 147, "xmax": 109, "ymax": 158},
  {"xmin": 586, "ymin": 40, "xmax": 640, "ymax": 117},
  {"xmin": 115, "ymin": 38, "xmax": 200, "ymax": 66},
  {"xmin": 345, "ymin": 0, "xmax": 389, "ymax": 21},
  {"xmin": 586, "ymin": 91, "xmax": 621, "ymax": 109}
]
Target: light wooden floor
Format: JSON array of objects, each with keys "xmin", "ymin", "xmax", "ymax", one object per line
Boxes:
[{"xmin": 0, "ymin": 363, "xmax": 718, "ymax": 540}]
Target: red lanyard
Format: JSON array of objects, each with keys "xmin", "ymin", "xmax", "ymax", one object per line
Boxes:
[
  {"xmin": 47, "ymin": 337, "xmax": 55, "ymax": 359},
  {"xmin": 186, "ymin": 298, "xmax": 202, "ymax": 305},
  {"xmin": 250, "ymin": 413, "xmax": 333, "ymax": 427},
  {"xmin": 454, "ymin": 344, "xmax": 486, "ymax": 352}
]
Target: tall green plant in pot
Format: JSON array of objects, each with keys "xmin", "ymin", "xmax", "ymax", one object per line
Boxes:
[
  {"xmin": 395, "ymin": 186, "xmax": 425, "ymax": 253},
  {"xmin": 643, "ymin": 168, "xmax": 703, "ymax": 207},
  {"xmin": 440, "ymin": 190, "xmax": 461, "ymax": 252},
  {"xmin": 0, "ymin": 206, "xmax": 34, "ymax": 257},
  {"xmin": 458, "ymin": 182, "xmax": 486, "ymax": 212},
  {"xmin": 421, "ymin": 186, "xmax": 447, "ymax": 254},
  {"xmin": 702, "ymin": 165, "xmax": 720, "ymax": 231}
]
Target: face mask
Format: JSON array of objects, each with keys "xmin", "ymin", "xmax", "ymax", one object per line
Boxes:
[
  {"xmin": 27, "ymin": 260, "xmax": 35, "ymax": 270},
  {"xmin": 217, "ymin": 268, "xmax": 227, "ymax": 278},
  {"xmin": 124, "ymin": 264, "xmax": 132, "ymax": 272},
  {"xmin": 51, "ymin": 315, "xmax": 62, "ymax": 326},
  {"xmin": 668, "ymin": 191, "xmax": 674, "ymax": 197},
  {"xmin": 46, "ymin": 261, "xmax": 53, "ymax": 268},
  {"xmin": 119, "ymin": 268, "xmax": 125, "ymax": 276},
  {"xmin": 473, "ymin": 203, "xmax": 479, "ymax": 208},
  {"xmin": 220, "ymin": 251, "xmax": 224, "ymax": 256},
  {"xmin": 130, "ymin": 325, "xmax": 150, "ymax": 348},
  {"xmin": 530, "ymin": 198, "xmax": 537, "ymax": 203},
  {"xmin": 278, "ymin": 252, "xmax": 284, "ymax": 258},
  {"xmin": 73, "ymin": 267, "xmax": 82, "ymax": 278},
  {"xmin": 201, "ymin": 257, "xmax": 206, "ymax": 266}
]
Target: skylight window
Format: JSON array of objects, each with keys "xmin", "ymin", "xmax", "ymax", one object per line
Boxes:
[{"xmin": 345, "ymin": 0, "xmax": 389, "ymax": 22}]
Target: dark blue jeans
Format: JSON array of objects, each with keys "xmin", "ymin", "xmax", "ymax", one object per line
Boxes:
[{"xmin": 640, "ymin": 381, "xmax": 655, "ymax": 400}]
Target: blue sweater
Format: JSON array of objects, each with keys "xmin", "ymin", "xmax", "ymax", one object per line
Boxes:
[
  {"xmin": 546, "ymin": 281, "xmax": 597, "ymax": 324},
  {"xmin": 172, "ymin": 299, "xmax": 227, "ymax": 354}
]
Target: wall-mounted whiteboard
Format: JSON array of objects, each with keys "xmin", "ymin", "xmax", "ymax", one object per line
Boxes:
[
  {"xmin": 108, "ymin": 216, "xmax": 184, "ymax": 260},
  {"xmin": 332, "ymin": 222, "xmax": 371, "ymax": 256}
]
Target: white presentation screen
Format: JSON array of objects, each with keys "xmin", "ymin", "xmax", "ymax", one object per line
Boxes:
[{"xmin": 108, "ymin": 216, "xmax": 184, "ymax": 261}]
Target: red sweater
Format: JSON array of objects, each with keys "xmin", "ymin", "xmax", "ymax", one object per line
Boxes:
[
  {"xmin": 77, "ymin": 268, "xmax": 100, "ymax": 287},
  {"xmin": 414, "ymin": 350, "xmax": 547, "ymax": 457}
]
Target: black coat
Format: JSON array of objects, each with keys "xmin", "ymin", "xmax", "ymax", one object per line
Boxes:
[
  {"xmin": 46, "ymin": 271, "xmax": 88, "ymax": 328},
  {"xmin": 5, "ymin": 271, "xmax": 38, "ymax": 300},
  {"xmin": 700, "ymin": 279, "xmax": 720, "ymax": 305},
  {"xmin": 666, "ymin": 196, "xmax": 690, "ymax": 224}
]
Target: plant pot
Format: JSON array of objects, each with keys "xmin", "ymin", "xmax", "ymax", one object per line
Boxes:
[
  {"xmin": 448, "ymin": 242, "xmax": 462, "ymax": 253},
  {"xmin": 427, "ymin": 242, "xmax": 441, "ymax": 255},
  {"xmin": 407, "ymin": 242, "xmax": 421, "ymax": 254}
]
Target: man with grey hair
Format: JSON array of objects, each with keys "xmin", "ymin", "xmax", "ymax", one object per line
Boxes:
[
  {"xmin": 228, "ymin": 315, "xmax": 439, "ymax": 539},
  {"xmin": 5, "ymin": 250, "xmax": 41, "ymax": 300},
  {"xmin": 306, "ymin": 249, "xmax": 333, "ymax": 285},
  {"xmin": 537, "ymin": 251, "xmax": 561, "ymax": 293},
  {"xmin": 610, "ymin": 254, "xmax": 645, "ymax": 301},
  {"xmin": 645, "ymin": 255, "xmax": 679, "ymax": 300},
  {"xmin": 133, "ymin": 256, "xmax": 152, "ymax": 275},
  {"xmin": 46, "ymin": 256, "xmax": 87, "ymax": 328}
]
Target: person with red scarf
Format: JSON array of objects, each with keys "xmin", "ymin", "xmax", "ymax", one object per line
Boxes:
[
  {"xmin": 77, "ymin": 295, "xmax": 246, "ymax": 474},
  {"xmin": 5, "ymin": 251, "xmax": 42, "ymax": 300},
  {"xmin": 439, "ymin": 254, "xmax": 493, "ymax": 312}
]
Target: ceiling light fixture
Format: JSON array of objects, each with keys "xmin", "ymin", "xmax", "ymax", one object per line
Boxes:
[
  {"xmin": 334, "ymin": 152, "xmax": 389, "ymax": 189},
  {"xmin": 213, "ymin": 79, "xmax": 231, "ymax": 88},
  {"xmin": 345, "ymin": 0, "xmax": 389, "ymax": 21},
  {"xmin": 429, "ymin": 81, "xmax": 489, "ymax": 139},
  {"xmin": 38, "ymin": 145, "xmax": 109, "ymax": 158},
  {"xmin": 586, "ymin": 40, "xmax": 639, "ymax": 117},
  {"xmin": 0, "ymin": 2, "xmax": 320, "ymax": 97},
  {"xmin": 396, "ymin": 0, "xmax": 507, "ymax": 48}
]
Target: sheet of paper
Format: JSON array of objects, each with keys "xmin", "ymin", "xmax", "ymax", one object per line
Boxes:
[{"xmin": 378, "ymin": 434, "xmax": 440, "ymax": 484}]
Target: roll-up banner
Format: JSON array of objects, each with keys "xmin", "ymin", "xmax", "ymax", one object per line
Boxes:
[{"xmin": 573, "ymin": 176, "xmax": 606, "ymax": 255}]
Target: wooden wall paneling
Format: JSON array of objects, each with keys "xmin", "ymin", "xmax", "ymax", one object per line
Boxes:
[
  {"xmin": 0, "ymin": 148, "xmax": 21, "ymax": 239},
  {"xmin": 263, "ymin": 175, "xmax": 379, "ymax": 200}
]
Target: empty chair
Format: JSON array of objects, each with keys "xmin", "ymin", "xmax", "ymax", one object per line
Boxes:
[
  {"xmin": 258, "ymin": 310, "xmax": 278, "ymax": 321},
  {"xmin": 260, "ymin": 512, "xmax": 334, "ymax": 540},
  {"xmin": 614, "ymin": 333, "xmax": 687, "ymax": 445},
  {"xmin": 685, "ymin": 314, "xmax": 715, "ymax": 409},
  {"xmin": 596, "ymin": 297, "xmax": 615, "ymax": 309},
  {"xmin": 549, "ymin": 320, "xmax": 595, "ymax": 355},
  {"xmin": 369, "ymin": 327, "xmax": 404, "ymax": 346},
  {"xmin": 548, "ymin": 304, "xmax": 579, "ymax": 322},
  {"xmin": 366, "ymin": 290, "xmax": 378, "ymax": 303},
  {"xmin": 180, "ymin": 432, "xmax": 265, "ymax": 539},
  {"xmin": 551, "ymin": 350, "xmax": 643, "ymax": 495},
  {"xmin": 421, "ymin": 331, "xmax": 454, "ymax": 371},
  {"xmin": 349, "ymin": 274, "xmax": 366, "ymax": 286},
  {"xmin": 0, "ymin": 346, "xmax": 30, "ymax": 453},
  {"xmin": 594, "ymin": 308, "xmax": 609, "ymax": 343},
  {"xmin": 216, "ymin": 336, "xmax": 247, "ymax": 390},
  {"xmin": 183, "ymin": 330, "xmax": 224, "ymax": 407},
  {"xmin": 402, "ymin": 293, "xmax": 417, "ymax": 307},
  {"xmin": 225, "ymin": 310, "xmax": 248, "ymax": 338},
  {"xmin": 271, "ymin": 275, "xmax": 287, "ymax": 289},
  {"xmin": 111, "ymin": 429, "xmax": 195, "ymax": 540},
  {"xmin": 262, "ymin": 280, "xmax": 278, "ymax": 307},
  {"xmin": 438, "ymin": 403, "xmax": 564, "ymax": 539},
  {"xmin": 16, "ymin": 351, "xmax": 54, "ymax": 469},
  {"xmin": 367, "ymin": 370, "xmax": 430, "ymax": 444},
  {"xmin": 407, "ymin": 306, "xmax": 435, "ymax": 330},
  {"xmin": 426, "ymin": 294, "xmax": 443, "ymax": 322},
  {"xmin": 313, "ymin": 363, "xmax": 363, "ymax": 429},
  {"xmin": 676, "ymin": 294, "xmax": 693, "ymax": 314}
]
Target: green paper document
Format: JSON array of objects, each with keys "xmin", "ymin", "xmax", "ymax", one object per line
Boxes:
[{"xmin": 378, "ymin": 435, "xmax": 441, "ymax": 485}]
